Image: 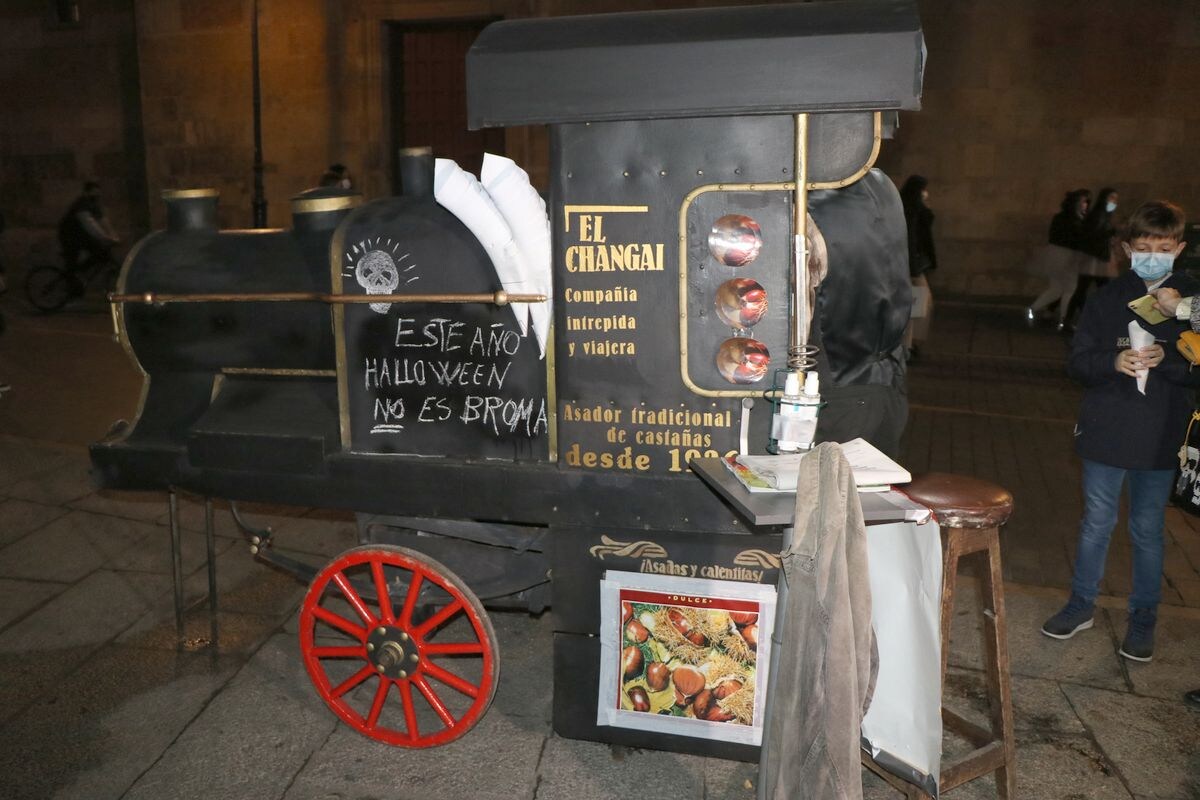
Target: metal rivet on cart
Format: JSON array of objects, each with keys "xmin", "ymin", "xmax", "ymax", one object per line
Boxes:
[
  {"xmin": 409, "ymin": 653, "xmax": 418, "ymax": 662},
  {"xmin": 400, "ymin": 631, "xmax": 409, "ymax": 641},
  {"xmin": 376, "ymin": 664, "xmax": 385, "ymax": 672},
  {"xmin": 366, "ymin": 642, "xmax": 375, "ymax": 652},
  {"xmin": 399, "ymin": 670, "xmax": 408, "ymax": 679},
  {"xmin": 376, "ymin": 626, "xmax": 387, "ymax": 636}
]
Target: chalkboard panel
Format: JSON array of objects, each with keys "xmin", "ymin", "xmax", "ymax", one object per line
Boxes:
[{"xmin": 335, "ymin": 197, "xmax": 549, "ymax": 459}]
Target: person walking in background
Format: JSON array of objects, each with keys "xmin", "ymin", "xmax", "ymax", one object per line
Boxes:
[
  {"xmin": 1041, "ymin": 200, "xmax": 1195, "ymax": 663},
  {"xmin": 1066, "ymin": 187, "xmax": 1120, "ymax": 324},
  {"xmin": 57, "ymin": 181, "xmax": 119, "ymax": 273},
  {"xmin": 1027, "ymin": 189, "xmax": 1091, "ymax": 331},
  {"xmin": 900, "ymin": 175, "xmax": 935, "ymax": 359}
]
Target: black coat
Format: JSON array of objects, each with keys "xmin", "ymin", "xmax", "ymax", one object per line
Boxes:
[
  {"xmin": 810, "ymin": 169, "xmax": 911, "ymax": 389},
  {"xmin": 905, "ymin": 204, "xmax": 936, "ymax": 276},
  {"xmin": 1047, "ymin": 209, "xmax": 1085, "ymax": 250},
  {"xmin": 1069, "ymin": 270, "xmax": 1200, "ymax": 470}
]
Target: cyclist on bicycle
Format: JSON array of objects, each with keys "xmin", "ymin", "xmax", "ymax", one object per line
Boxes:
[{"xmin": 58, "ymin": 181, "xmax": 119, "ymax": 272}]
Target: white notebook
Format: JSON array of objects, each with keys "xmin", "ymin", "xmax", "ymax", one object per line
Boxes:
[{"xmin": 734, "ymin": 438, "xmax": 912, "ymax": 492}]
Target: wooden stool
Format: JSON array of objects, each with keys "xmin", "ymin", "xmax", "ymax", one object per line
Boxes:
[{"xmin": 863, "ymin": 472, "xmax": 1016, "ymax": 799}]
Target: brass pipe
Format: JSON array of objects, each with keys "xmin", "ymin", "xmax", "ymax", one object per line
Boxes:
[
  {"xmin": 108, "ymin": 290, "xmax": 547, "ymax": 306},
  {"xmin": 789, "ymin": 113, "xmax": 811, "ymax": 369}
]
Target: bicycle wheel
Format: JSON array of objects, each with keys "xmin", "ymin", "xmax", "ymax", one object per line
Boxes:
[{"xmin": 24, "ymin": 266, "xmax": 74, "ymax": 312}]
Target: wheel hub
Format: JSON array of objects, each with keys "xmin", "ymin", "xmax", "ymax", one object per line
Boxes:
[{"xmin": 366, "ymin": 625, "xmax": 420, "ymax": 679}]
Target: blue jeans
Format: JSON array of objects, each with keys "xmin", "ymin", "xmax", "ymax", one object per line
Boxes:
[{"xmin": 1071, "ymin": 459, "xmax": 1172, "ymax": 611}]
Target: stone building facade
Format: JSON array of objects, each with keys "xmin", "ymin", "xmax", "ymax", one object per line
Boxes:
[{"xmin": 1, "ymin": 0, "xmax": 1197, "ymax": 297}]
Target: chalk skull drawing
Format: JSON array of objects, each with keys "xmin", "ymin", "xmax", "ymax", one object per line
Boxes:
[{"xmin": 355, "ymin": 250, "xmax": 400, "ymax": 314}]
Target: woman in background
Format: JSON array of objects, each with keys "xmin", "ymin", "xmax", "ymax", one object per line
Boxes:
[
  {"xmin": 900, "ymin": 175, "xmax": 936, "ymax": 358},
  {"xmin": 1027, "ymin": 188, "xmax": 1091, "ymax": 331},
  {"xmin": 1065, "ymin": 187, "xmax": 1120, "ymax": 324}
]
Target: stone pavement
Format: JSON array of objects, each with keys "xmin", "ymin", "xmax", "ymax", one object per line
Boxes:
[{"xmin": 0, "ymin": 290, "xmax": 1198, "ymax": 799}]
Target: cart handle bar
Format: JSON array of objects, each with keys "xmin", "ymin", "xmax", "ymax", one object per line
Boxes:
[{"xmin": 108, "ymin": 290, "xmax": 547, "ymax": 306}]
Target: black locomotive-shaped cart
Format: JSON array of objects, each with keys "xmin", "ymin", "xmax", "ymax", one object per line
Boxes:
[{"xmin": 92, "ymin": 0, "xmax": 923, "ymax": 758}]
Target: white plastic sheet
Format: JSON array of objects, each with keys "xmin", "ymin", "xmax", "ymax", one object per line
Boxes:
[
  {"xmin": 482, "ymin": 153, "xmax": 552, "ymax": 358},
  {"xmin": 432, "ymin": 158, "xmax": 532, "ymax": 335},
  {"xmin": 860, "ymin": 519, "xmax": 943, "ymax": 791}
]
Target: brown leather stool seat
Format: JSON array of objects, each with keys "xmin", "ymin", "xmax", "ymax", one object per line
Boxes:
[
  {"xmin": 862, "ymin": 472, "xmax": 1017, "ymax": 799},
  {"xmin": 903, "ymin": 473, "xmax": 1014, "ymax": 530}
]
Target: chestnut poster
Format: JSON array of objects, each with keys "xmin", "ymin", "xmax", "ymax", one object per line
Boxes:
[{"xmin": 596, "ymin": 572, "xmax": 776, "ymax": 746}]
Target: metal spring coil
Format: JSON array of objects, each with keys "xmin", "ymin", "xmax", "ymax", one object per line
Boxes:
[{"xmin": 787, "ymin": 343, "xmax": 820, "ymax": 371}]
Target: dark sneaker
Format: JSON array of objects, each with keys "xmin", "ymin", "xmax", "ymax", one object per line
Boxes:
[
  {"xmin": 1119, "ymin": 608, "xmax": 1157, "ymax": 662},
  {"xmin": 1041, "ymin": 595, "xmax": 1095, "ymax": 639},
  {"xmin": 1185, "ymin": 689, "xmax": 1200, "ymax": 710}
]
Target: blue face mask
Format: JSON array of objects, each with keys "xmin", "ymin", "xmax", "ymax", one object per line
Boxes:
[
  {"xmin": 1130, "ymin": 251, "xmax": 1175, "ymax": 280},
  {"xmin": 1105, "ymin": 201, "xmax": 1117, "ymax": 213}
]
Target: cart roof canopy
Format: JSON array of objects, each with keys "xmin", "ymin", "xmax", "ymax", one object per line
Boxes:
[{"xmin": 466, "ymin": 0, "xmax": 924, "ymax": 129}]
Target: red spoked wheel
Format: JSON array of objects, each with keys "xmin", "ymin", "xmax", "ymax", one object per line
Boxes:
[{"xmin": 299, "ymin": 545, "xmax": 499, "ymax": 747}]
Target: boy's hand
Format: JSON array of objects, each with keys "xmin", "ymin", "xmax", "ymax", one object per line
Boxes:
[
  {"xmin": 1153, "ymin": 288, "xmax": 1182, "ymax": 315},
  {"xmin": 1115, "ymin": 345, "xmax": 1164, "ymax": 377}
]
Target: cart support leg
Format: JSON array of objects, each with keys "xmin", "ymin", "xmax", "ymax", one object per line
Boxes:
[
  {"xmin": 204, "ymin": 497, "xmax": 219, "ymax": 646},
  {"xmin": 757, "ymin": 523, "xmax": 793, "ymax": 800},
  {"xmin": 168, "ymin": 490, "xmax": 185, "ymax": 645}
]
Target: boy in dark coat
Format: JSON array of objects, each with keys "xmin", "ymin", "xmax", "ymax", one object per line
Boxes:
[{"xmin": 1041, "ymin": 200, "xmax": 1193, "ymax": 662}]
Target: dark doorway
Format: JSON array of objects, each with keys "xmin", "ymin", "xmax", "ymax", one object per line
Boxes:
[{"xmin": 388, "ymin": 20, "xmax": 505, "ymax": 189}]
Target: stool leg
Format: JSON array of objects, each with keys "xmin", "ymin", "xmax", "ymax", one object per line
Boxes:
[
  {"xmin": 940, "ymin": 529, "xmax": 963, "ymax": 685},
  {"xmin": 980, "ymin": 529, "xmax": 1016, "ymax": 799}
]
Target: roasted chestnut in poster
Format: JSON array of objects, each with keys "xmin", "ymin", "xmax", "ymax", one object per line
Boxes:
[
  {"xmin": 728, "ymin": 611, "xmax": 758, "ymax": 627},
  {"xmin": 740, "ymin": 623, "xmax": 758, "ymax": 650},
  {"xmin": 667, "ymin": 608, "xmax": 692, "ymax": 637},
  {"xmin": 671, "ymin": 665, "xmax": 705, "ymax": 699},
  {"xmin": 645, "ymin": 661, "xmax": 669, "ymax": 691},
  {"xmin": 625, "ymin": 618, "xmax": 649, "ymax": 644},
  {"xmin": 622, "ymin": 645, "xmax": 644, "ymax": 679},
  {"xmin": 700, "ymin": 703, "xmax": 736, "ymax": 722},
  {"xmin": 627, "ymin": 686, "xmax": 651, "ymax": 712}
]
